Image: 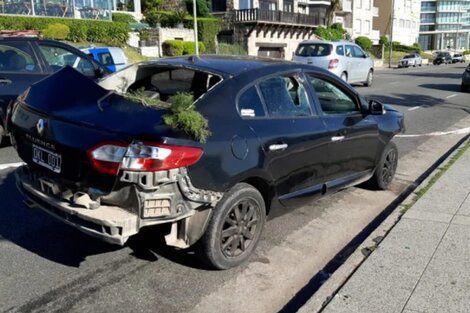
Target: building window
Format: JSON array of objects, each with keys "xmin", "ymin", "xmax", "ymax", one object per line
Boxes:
[
  {"xmin": 363, "ymin": 20, "xmax": 370, "ymax": 34},
  {"xmin": 399, "ymin": 19, "xmax": 405, "ymax": 28},
  {"xmin": 354, "ymin": 19, "xmax": 362, "ymax": 33}
]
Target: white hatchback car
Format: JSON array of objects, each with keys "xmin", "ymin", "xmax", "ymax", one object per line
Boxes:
[{"xmin": 292, "ymin": 40, "xmax": 375, "ymax": 86}]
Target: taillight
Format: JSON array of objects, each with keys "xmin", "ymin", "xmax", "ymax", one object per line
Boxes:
[
  {"xmin": 87, "ymin": 141, "xmax": 203, "ymax": 175},
  {"xmin": 328, "ymin": 59, "xmax": 339, "ymax": 69}
]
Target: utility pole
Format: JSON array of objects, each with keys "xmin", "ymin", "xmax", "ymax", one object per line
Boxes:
[
  {"xmin": 193, "ymin": 0, "xmax": 199, "ymax": 56},
  {"xmin": 388, "ymin": 0, "xmax": 395, "ymax": 68}
]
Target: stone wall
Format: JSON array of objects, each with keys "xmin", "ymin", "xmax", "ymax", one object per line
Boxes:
[{"xmin": 139, "ymin": 27, "xmax": 196, "ymax": 57}]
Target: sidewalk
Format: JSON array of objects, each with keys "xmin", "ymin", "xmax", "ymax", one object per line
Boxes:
[{"xmin": 301, "ymin": 140, "xmax": 470, "ymax": 313}]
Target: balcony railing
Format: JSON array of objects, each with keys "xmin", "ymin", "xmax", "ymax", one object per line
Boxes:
[{"xmin": 233, "ymin": 8, "xmax": 320, "ymax": 26}]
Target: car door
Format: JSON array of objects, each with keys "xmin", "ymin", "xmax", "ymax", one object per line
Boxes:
[
  {"xmin": 0, "ymin": 40, "xmax": 47, "ymax": 124},
  {"xmin": 305, "ymin": 72, "xmax": 380, "ymax": 189},
  {"xmin": 238, "ymin": 72, "xmax": 330, "ymax": 207},
  {"xmin": 35, "ymin": 41, "xmax": 103, "ymax": 79},
  {"xmin": 344, "ymin": 44, "xmax": 358, "ymax": 82},
  {"xmin": 351, "ymin": 45, "xmax": 369, "ymax": 82}
]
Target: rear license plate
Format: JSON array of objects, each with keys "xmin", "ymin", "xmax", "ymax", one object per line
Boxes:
[{"xmin": 32, "ymin": 144, "xmax": 62, "ymax": 173}]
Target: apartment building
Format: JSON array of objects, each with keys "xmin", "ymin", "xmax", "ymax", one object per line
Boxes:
[
  {"xmin": 419, "ymin": 0, "xmax": 470, "ymax": 51},
  {"xmin": 374, "ymin": 0, "xmax": 421, "ymax": 45},
  {"xmin": 335, "ymin": 0, "xmax": 380, "ymax": 43},
  {"xmin": 212, "ymin": 0, "xmax": 330, "ymax": 59}
]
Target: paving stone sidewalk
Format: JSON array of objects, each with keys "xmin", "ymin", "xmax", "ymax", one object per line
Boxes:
[{"xmin": 303, "ymin": 143, "xmax": 470, "ymax": 313}]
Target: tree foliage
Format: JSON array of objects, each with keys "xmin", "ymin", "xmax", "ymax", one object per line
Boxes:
[{"xmin": 355, "ymin": 36, "xmax": 373, "ymax": 50}]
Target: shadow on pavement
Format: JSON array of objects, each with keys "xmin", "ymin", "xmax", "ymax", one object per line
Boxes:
[
  {"xmin": 0, "ymin": 170, "xmax": 120, "ymax": 267},
  {"xmin": 0, "ymin": 169, "xmax": 210, "ymax": 269},
  {"xmin": 419, "ymin": 83, "xmax": 462, "ymax": 92},
  {"xmin": 365, "ymin": 93, "xmax": 447, "ymax": 108},
  {"xmin": 396, "ymin": 70, "xmax": 464, "ymax": 80}
]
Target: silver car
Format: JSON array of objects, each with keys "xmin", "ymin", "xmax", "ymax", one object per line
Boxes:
[
  {"xmin": 292, "ymin": 40, "xmax": 374, "ymax": 86},
  {"xmin": 461, "ymin": 64, "xmax": 470, "ymax": 92},
  {"xmin": 398, "ymin": 53, "xmax": 422, "ymax": 68}
]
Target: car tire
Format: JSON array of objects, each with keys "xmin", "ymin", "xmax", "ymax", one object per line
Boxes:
[
  {"xmin": 364, "ymin": 70, "xmax": 373, "ymax": 87},
  {"xmin": 198, "ymin": 183, "xmax": 266, "ymax": 270},
  {"xmin": 340, "ymin": 72, "xmax": 348, "ymax": 82},
  {"xmin": 461, "ymin": 84, "xmax": 469, "ymax": 93},
  {"xmin": 369, "ymin": 142, "xmax": 398, "ymax": 190}
]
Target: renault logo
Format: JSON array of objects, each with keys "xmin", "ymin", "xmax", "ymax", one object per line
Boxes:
[{"xmin": 36, "ymin": 119, "xmax": 46, "ymax": 136}]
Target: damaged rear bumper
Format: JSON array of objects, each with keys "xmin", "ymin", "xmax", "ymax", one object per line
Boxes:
[{"xmin": 15, "ymin": 166, "xmax": 222, "ymax": 246}]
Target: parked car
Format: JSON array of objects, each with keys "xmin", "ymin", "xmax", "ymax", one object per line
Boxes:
[
  {"xmin": 433, "ymin": 52, "xmax": 452, "ymax": 65},
  {"xmin": 10, "ymin": 56, "xmax": 404, "ymax": 269},
  {"xmin": 398, "ymin": 53, "xmax": 422, "ymax": 68},
  {"xmin": 452, "ymin": 53, "xmax": 465, "ymax": 63},
  {"xmin": 0, "ymin": 34, "xmax": 108, "ymax": 146},
  {"xmin": 292, "ymin": 40, "xmax": 375, "ymax": 86},
  {"xmin": 82, "ymin": 47, "xmax": 128, "ymax": 72},
  {"xmin": 461, "ymin": 64, "xmax": 470, "ymax": 92}
]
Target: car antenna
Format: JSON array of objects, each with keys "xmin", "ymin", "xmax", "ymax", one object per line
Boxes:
[{"xmin": 188, "ymin": 55, "xmax": 200, "ymax": 63}]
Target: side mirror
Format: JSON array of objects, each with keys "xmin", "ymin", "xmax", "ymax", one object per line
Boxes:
[
  {"xmin": 95, "ymin": 66, "xmax": 106, "ymax": 79},
  {"xmin": 368, "ymin": 99, "xmax": 386, "ymax": 115}
]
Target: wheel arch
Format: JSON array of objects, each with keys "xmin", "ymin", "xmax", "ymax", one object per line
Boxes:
[{"xmin": 242, "ymin": 176, "xmax": 274, "ymax": 215}]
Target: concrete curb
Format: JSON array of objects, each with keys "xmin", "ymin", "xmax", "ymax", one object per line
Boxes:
[{"xmin": 297, "ymin": 135, "xmax": 470, "ymax": 313}]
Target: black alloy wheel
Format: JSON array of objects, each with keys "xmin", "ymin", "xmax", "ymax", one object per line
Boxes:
[
  {"xmin": 369, "ymin": 142, "xmax": 398, "ymax": 190},
  {"xmin": 199, "ymin": 183, "xmax": 266, "ymax": 269},
  {"xmin": 220, "ymin": 198, "xmax": 260, "ymax": 258}
]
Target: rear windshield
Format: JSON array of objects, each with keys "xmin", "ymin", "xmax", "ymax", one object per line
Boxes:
[{"xmin": 295, "ymin": 44, "xmax": 332, "ymax": 57}]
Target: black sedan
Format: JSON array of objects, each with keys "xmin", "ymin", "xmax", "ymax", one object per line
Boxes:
[{"xmin": 9, "ymin": 56, "xmax": 404, "ymax": 269}]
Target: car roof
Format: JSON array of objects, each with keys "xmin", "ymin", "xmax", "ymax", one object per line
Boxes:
[{"xmin": 147, "ymin": 55, "xmax": 298, "ymax": 77}]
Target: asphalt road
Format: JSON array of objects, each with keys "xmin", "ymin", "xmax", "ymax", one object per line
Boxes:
[{"xmin": 0, "ymin": 63, "xmax": 469, "ymax": 313}]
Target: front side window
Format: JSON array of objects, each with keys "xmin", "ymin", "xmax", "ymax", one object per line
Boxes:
[
  {"xmin": 38, "ymin": 44, "xmax": 95, "ymax": 77},
  {"xmin": 258, "ymin": 75, "xmax": 311, "ymax": 117},
  {"xmin": 352, "ymin": 46, "xmax": 366, "ymax": 58},
  {"xmin": 307, "ymin": 75, "xmax": 359, "ymax": 114},
  {"xmin": 0, "ymin": 42, "xmax": 39, "ymax": 72}
]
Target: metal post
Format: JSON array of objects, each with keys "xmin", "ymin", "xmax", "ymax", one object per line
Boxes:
[
  {"xmin": 388, "ymin": 0, "xmax": 395, "ymax": 68},
  {"xmin": 193, "ymin": 0, "xmax": 199, "ymax": 56}
]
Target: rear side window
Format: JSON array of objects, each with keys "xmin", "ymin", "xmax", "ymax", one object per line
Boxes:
[
  {"xmin": 295, "ymin": 44, "xmax": 332, "ymax": 57},
  {"xmin": 0, "ymin": 42, "xmax": 39, "ymax": 72},
  {"xmin": 336, "ymin": 45, "xmax": 344, "ymax": 56},
  {"xmin": 238, "ymin": 86, "xmax": 265, "ymax": 118},
  {"xmin": 308, "ymin": 75, "xmax": 359, "ymax": 114},
  {"xmin": 258, "ymin": 75, "xmax": 311, "ymax": 117},
  {"xmin": 98, "ymin": 52, "xmax": 114, "ymax": 65}
]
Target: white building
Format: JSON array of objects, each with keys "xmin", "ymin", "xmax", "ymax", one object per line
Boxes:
[
  {"xmin": 374, "ymin": 0, "xmax": 421, "ymax": 46},
  {"xmin": 336, "ymin": 0, "xmax": 380, "ymax": 43}
]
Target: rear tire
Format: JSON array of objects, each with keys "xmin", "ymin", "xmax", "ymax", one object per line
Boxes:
[
  {"xmin": 198, "ymin": 183, "xmax": 266, "ymax": 270},
  {"xmin": 461, "ymin": 84, "xmax": 470, "ymax": 93},
  {"xmin": 364, "ymin": 70, "xmax": 373, "ymax": 87},
  {"xmin": 369, "ymin": 142, "xmax": 398, "ymax": 190}
]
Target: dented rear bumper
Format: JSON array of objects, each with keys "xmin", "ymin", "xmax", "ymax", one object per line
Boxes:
[{"xmin": 15, "ymin": 166, "xmax": 222, "ymax": 246}]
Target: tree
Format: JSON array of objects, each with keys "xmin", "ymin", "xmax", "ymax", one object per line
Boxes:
[{"xmin": 326, "ymin": 0, "xmax": 342, "ymax": 26}]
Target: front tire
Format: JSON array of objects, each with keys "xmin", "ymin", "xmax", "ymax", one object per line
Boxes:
[
  {"xmin": 369, "ymin": 142, "xmax": 398, "ymax": 190},
  {"xmin": 198, "ymin": 183, "xmax": 266, "ymax": 270},
  {"xmin": 340, "ymin": 72, "xmax": 348, "ymax": 82}
]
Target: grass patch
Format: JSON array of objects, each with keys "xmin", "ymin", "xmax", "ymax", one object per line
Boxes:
[{"xmin": 399, "ymin": 139, "xmax": 470, "ymax": 214}]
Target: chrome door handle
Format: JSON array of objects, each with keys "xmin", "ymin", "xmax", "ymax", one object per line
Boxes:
[
  {"xmin": 0, "ymin": 78, "xmax": 12, "ymax": 85},
  {"xmin": 269, "ymin": 143, "xmax": 288, "ymax": 151},
  {"xmin": 331, "ymin": 136, "xmax": 345, "ymax": 142}
]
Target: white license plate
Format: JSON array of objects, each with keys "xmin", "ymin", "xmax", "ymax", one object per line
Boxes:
[{"xmin": 32, "ymin": 144, "xmax": 62, "ymax": 173}]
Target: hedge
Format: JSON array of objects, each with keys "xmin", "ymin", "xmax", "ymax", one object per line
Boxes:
[
  {"xmin": 112, "ymin": 12, "xmax": 136, "ymax": 23},
  {"xmin": 162, "ymin": 40, "xmax": 205, "ymax": 56},
  {"xmin": 0, "ymin": 15, "xmax": 129, "ymax": 46}
]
